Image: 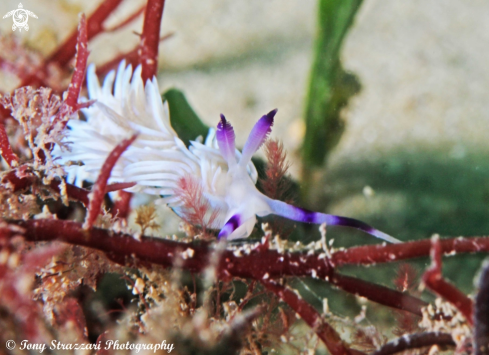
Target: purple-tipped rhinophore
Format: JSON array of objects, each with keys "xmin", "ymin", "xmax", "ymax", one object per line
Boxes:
[
  {"xmin": 240, "ymin": 109, "xmax": 277, "ymax": 165},
  {"xmin": 216, "ymin": 114, "xmax": 237, "ymax": 166},
  {"xmin": 267, "ymin": 199, "xmax": 400, "ymax": 243}
]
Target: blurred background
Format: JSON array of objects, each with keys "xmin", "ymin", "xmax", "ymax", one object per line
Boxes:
[{"xmin": 1, "ymin": 0, "xmax": 489, "ymax": 322}]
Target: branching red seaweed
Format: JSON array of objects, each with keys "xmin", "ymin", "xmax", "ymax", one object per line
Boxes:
[
  {"xmin": 1, "ymin": 218, "xmax": 424, "ymax": 316},
  {"xmin": 371, "ymin": 332, "xmax": 455, "ymax": 355},
  {"xmin": 139, "ymin": 0, "xmax": 166, "ymax": 82},
  {"xmin": 422, "ymin": 235, "xmax": 474, "ymax": 326},
  {"xmin": 111, "ymin": 190, "xmax": 133, "ymax": 220},
  {"xmin": 83, "ymin": 134, "xmax": 138, "ymax": 229},
  {"xmin": 475, "ymin": 261, "xmax": 489, "ymax": 355},
  {"xmin": 1, "ymin": 165, "xmax": 134, "ymax": 207},
  {"xmin": 262, "ymin": 279, "xmax": 363, "ymax": 355},
  {"xmin": 0, "ymin": 122, "xmax": 18, "ymax": 167},
  {"xmin": 4, "ymin": 215, "xmax": 488, "ymax": 351},
  {"xmin": 50, "ymin": 14, "xmax": 89, "ymax": 130},
  {"xmin": 104, "ymin": 4, "xmax": 146, "ymax": 32},
  {"xmin": 46, "ymin": 0, "xmax": 124, "ymax": 69},
  {"xmin": 330, "ymin": 273, "xmax": 426, "ymax": 316},
  {"xmin": 331, "ymin": 236, "xmax": 489, "ymax": 266},
  {"xmin": 261, "ymin": 139, "xmax": 292, "ymax": 201},
  {"xmin": 0, "ymin": 243, "xmax": 66, "ymax": 341},
  {"xmin": 64, "ymin": 14, "xmax": 89, "ymax": 112},
  {"xmin": 17, "ymin": 0, "xmax": 125, "ymax": 90},
  {"xmin": 175, "ymin": 174, "xmax": 220, "ymax": 237},
  {"xmin": 96, "ymin": 33, "xmax": 173, "ymax": 77}
]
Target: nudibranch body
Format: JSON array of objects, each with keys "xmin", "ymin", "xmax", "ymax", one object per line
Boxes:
[{"xmin": 54, "ymin": 61, "xmax": 399, "ymax": 243}]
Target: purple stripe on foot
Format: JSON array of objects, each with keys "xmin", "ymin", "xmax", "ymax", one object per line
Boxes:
[
  {"xmin": 292, "ymin": 206, "xmax": 316, "ymax": 223},
  {"xmin": 266, "ymin": 198, "xmax": 399, "ymax": 243},
  {"xmin": 216, "ymin": 114, "xmax": 237, "ymax": 166},
  {"xmin": 240, "ymin": 109, "xmax": 277, "ymax": 165},
  {"xmin": 328, "ymin": 215, "xmax": 375, "ymax": 232},
  {"xmin": 284, "ymin": 206, "xmax": 382, "ymax": 236},
  {"xmin": 314, "ymin": 214, "xmax": 400, "ymax": 243}
]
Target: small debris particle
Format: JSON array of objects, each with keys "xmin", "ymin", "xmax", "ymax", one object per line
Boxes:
[
  {"xmin": 363, "ymin": 185, "xmax": 375, "ymax": 197},
  {"xmin": 181, "ymin": 248, "xmax": 195, "ymax": 259},
  {"xmin": 323, "ymin": 298, "xmax": 329, "ymax": 314},
  {"xmin": 0, "ymin": 250, "xmax": 9, "ymax": 264},
  {"xmin": 7, "ymin": 253, "xmax": 20, "ymax": 268},
  {"xmin": 354, "ymin": 305, "xmax": 367, "ymax": 323},
  {"xmin": 428, "ymin": 345, "xmax": 439, "ymax": 355},
  {"xmin": 133, "ymin": 277, "xmax": 144, "ymax": 295}
]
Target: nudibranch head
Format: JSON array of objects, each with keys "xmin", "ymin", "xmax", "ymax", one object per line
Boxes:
[
  {"xmin": 54, "ymin": 61, "xmax": 267, "ymax": 239},
  {"xmin": 215, "ymin": 109, "xmax": 278, "ymax": 240}
]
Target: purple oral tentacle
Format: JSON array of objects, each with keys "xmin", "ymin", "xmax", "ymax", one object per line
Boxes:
[
  {"xmin": 216, "ymin": 114, "xmax": 237, "ymax": 166},
  {"xmin": 218, "ymin": 214, "xmax": 241, "ymax": 240},
  {"xmin": 240, "ymin": 109, "xmax": 277, "ymax": 166},
  {"xmin": 266, "ymin": 199, "xmax": 400, "ymax": 243}
]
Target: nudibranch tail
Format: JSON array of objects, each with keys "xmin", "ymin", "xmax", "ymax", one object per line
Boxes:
[
  {"xmin": 216, "ymin": 114, "xmax": 237, "ymax": 167},
  {"xmin": 266, "ymin": 198, "xmax": 400, "ymax": 243},
  {"xmin": 239, "ymin": 109, "xmax": 277, "ymax": 167}
]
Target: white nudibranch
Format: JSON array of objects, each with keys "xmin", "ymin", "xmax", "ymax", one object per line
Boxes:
[{"xmin": 54, "ymin": 61, "xmax": 400, "ymax": 243}]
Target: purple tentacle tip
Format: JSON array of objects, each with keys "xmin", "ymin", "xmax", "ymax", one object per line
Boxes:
[
  {"xmin": 240, "ymin": 109, "xmax": 278, "ymax": 165},
  {"xmin": 216, "ymin": 114, "xmax": 236, "ymax": 166},
  {"xmin": 218, "ymin": 214, "xmax": 241, "ymax": 239},
  {"xmin": 267, "ymin": 108, "xmax": 278, "ymax": 121}
]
